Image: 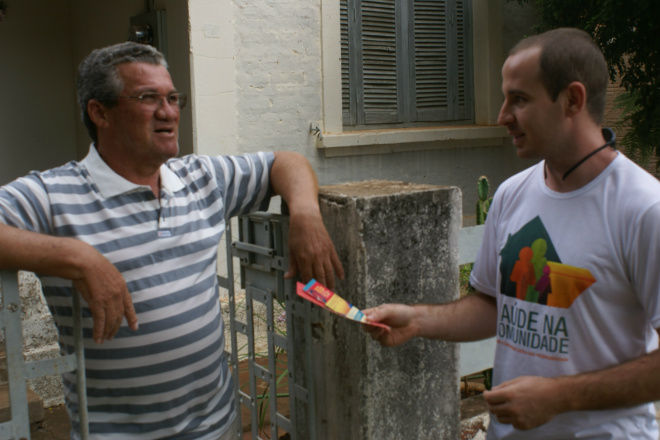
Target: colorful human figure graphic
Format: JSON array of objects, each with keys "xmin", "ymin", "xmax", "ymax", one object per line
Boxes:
[
  {"xmin": 499, "ymin": 217, "xmax": 596, "ymax": 308},
  {"xmin": 510, "ymin": 247, "xmax": 536, "ymax": 300},
  {"xmin": 535, "ymin": 265, "xmax": 552, "ymax": 305},
  {"xmin": 526, "ymin": 238, "xmax": 548, "ymax": 302}
]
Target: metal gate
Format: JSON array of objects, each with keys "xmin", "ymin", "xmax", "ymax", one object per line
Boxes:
[
  {"xmin": 220, "ymin": 212, "xmax": 317, "ymax": 440},
  {"xmin": 0, "ymin": 270, "xmax": 89, "ymax": 440}
]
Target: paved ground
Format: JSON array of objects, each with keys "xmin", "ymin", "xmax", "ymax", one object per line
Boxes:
[
  {"xmin": 30, "ymin": 405, "xmax": 70, "ymax": 440},
  {"xmin": 30, "ymin": 396, "xmax": 488, "ymax": 440},
  {"xmin": 29, "ymin": 404, "xmax": 282, "ymax": 440}
]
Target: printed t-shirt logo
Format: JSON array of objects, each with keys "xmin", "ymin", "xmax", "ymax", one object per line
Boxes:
[{"xmin": 499, "ymin": 216, "xmax": 595, "ymax": 308}]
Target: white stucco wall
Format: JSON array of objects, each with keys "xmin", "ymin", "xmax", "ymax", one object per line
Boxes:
[
  {"xmin": 233, "ymin": 0, "xmax": 323, "ymax": 156},
  {"xmin": 189, "ymin": 0, "xmax": 238, "ymax": 156}
]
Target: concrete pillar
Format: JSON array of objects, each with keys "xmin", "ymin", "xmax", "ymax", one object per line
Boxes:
[
  {"xmin": 311, "ymin": 180, "xmax": 462, "ymax": 440},
  {"xmin": 0, "ymin": 271, "xmax": 63, "ymax": 408}
]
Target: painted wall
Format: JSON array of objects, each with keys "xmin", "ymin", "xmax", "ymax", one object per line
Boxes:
[
  {"xmin": 0, "ymin": 0, "xmax": 193, "ymax": 188},
  {"xmin": 213, "ymin": 0, "xmax": 537, "ymax": 219},
  {"xmin": 0, "ymin": 1, "xmax": 77, "ymax": 185}
]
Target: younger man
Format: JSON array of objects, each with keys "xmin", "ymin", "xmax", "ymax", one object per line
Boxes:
[{"xmin": 365, "ymin": 28, "xmax": 660, "ymax": 439}]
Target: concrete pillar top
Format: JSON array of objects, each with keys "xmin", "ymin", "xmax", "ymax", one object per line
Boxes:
[{"xmin": 321, "ymin": 179, "xmax": 446, "ymax": 198}]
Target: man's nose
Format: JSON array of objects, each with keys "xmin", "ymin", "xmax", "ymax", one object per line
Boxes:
[
  {"xmin": 156, "ymin": 99, "xmax": 178, "ymax": 120},
  {"xmin": 497, "ymin": 103, "xmax": 512, "ymax": 126}
]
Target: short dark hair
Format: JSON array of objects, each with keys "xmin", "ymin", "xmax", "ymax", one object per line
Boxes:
[
  {"xmin": 76, "ymin": 42, "xmax": 167, "ymax": 143},
  {"xmin": 510, "ymin": 28, "xmax": 609, "ymax": 124}
]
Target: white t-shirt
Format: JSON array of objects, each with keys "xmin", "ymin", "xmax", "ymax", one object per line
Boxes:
[{"xmin": 470, "ymin": 152, "xmax": 660, "ymax": 439}]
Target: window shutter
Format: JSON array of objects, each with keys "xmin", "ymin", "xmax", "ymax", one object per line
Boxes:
[
  {"xmin": 454, "ymin": 0, "xmax": 473, "ymax": 120},
  {"xmin": 413, "ymin": 1, "xmax": 450, "ymax": 122},
  {"xmin": 340, "ymin": 0, "xmax": 473, "ymax": 127},
  {"xmin": 341, "ymin": 1, "xmax": 354, "ymax": 125},
  {"xmin": 361, "ymin": 0, "xmax": 399, "ymax": 124}
]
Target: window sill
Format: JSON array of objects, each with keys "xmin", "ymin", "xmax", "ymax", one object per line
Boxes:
[{"xmin": 316, "ymin": 125, "xmax": 508, "ymax": 157}]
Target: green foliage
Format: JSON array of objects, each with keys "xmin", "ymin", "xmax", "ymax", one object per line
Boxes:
[
  {"xmin": 513, "ymin": 0, "xmax": 660, "ymax": 163},
  {"xmin": 476, "ymin": 176, "xmax": 492, "ymax": 226},
  {"xmin": 459, "ymin": 263, "xmax": 475, "ymax": 297}
]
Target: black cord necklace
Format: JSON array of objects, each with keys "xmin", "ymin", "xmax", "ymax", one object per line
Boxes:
[{"xmin": 544, "ymin": 128, "xmax": 617, "ymax": 181}]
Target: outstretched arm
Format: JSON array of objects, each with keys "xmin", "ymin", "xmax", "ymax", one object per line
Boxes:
[
  {"xmin": 485, "ymin": 330, "xmax": 660, "ymax": 430},
  {"xmin": 269, "ymin": 151, "xmax": 344, "ymax": 289},
  {"xmin": 0, "ymin": 223, "xmax": 138, "ymax": 344},
  {"xmin": 363, "ymin": 292, "xmax": 497, "ymax": 346}
]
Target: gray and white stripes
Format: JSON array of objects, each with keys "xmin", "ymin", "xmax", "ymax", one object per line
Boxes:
[{"xmin": 0, "ymin": 146, "xmax": 274, "ymax": 439}]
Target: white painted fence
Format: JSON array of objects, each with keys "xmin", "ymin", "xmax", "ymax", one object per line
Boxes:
[{"xmin": 457, "ymin": 225, "xmax": 496, "ymax": 378}]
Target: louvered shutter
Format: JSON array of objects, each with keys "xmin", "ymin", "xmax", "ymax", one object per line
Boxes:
[
  {"xmin": 341, "ymin": 1, "xmax": 354, "ymax": 125},
  {"xmin": 362, "ymin": 0, "xmax": 399, "ymax": 124},
  {"xmin": 413, "ymin": 1, "xmax": 449, "ymax": 121},
  {"xmin": 341, "ymin": 0, "xmax": 473, "ymax": 127},
  {"xmin": 454, "ymin": 0, "xmax": 473, "ymax": 120}
]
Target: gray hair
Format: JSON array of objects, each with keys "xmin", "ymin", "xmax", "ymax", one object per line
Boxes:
[
  {"xmin": 510, "ymin": 28, "xmax": 609, "ymax": 124},
  {"xmin": 77, "ymin": 42, "xmax": 167, "ymax": 143}
]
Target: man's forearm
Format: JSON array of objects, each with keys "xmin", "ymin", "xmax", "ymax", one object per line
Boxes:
[
  {"xmin": 415, "ymin": 292, "xmax": 497, "ymax": 342},
  {"xmin": 268, "ymin": 151, "xmax": 344, "ymax": 287},
  {"xmin": 0, "ymin": 223, "xmax": 138, "ymax": 342},
  {"xmin": 0, "ymin": 223, "xmax": 91, "ymax": 278},
  {"xmin": 557, "ymin": 344, "xmax": 660, "ymax": 413},
  {"xmin": 270, "ymin": 151, "xmax": 320, "ymax": 215}
]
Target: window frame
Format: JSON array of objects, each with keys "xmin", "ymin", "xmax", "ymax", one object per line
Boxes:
[{"xmin": 319, "ymin": 0, "xmax": 507, "ymax": 157}]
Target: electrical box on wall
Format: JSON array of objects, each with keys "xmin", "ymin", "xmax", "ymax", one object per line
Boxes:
[{"xmin": 128, "ymin": 10, "xmax": 168, "ymax": 60}]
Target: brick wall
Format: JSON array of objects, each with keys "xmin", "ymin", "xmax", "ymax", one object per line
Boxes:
[{"xmin": 233, "ymin": 0, "xmax": 322, "ymax": 155}]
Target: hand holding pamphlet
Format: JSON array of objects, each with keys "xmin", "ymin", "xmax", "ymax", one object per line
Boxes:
[{"xmin": 296, "ymin": 279, "xmax": 390, "ymax": 330}]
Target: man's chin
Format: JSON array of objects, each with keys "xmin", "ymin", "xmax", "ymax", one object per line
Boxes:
[
  {"xmin": 515, "ymin": 146, "xmax": 536, "ymax": 160},
  {"xmin": 157, "ymin": 142, "xmax": 179, "ymax": 159}
]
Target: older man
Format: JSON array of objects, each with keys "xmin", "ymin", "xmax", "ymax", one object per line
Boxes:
[
  {"xmin": 365, "ymin": 28, "xmax": 660, "ymax": 439},
  {"xmin": 0, "ymin": 42, "xmax": 343, "ymax": 439}
]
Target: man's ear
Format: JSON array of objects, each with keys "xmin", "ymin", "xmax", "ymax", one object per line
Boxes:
[
  {"xmin": 564, "ymin": 81, "xmax": 587, "ymax": 117},
  {"xmin": 87, "ymin": 99, "xmax": 111, "ymax": 129}
]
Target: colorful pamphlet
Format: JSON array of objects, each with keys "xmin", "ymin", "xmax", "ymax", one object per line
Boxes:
[{"xmin": 296, "ymin": 279, "xmax": 390, "ymax": 330}]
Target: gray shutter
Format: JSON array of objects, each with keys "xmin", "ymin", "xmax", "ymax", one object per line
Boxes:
[
  {"xmin": 361, "ymin": 0, "xmax": 399, "ymax": 124},
  {"xmin": 341, "ymin": 0, "xmax": 473, "ymax": 127},
  {"xmin": 454, "ymin": 0, "xmax": 473, "ymax": 120},
  {"xmin": 413, "ymin": 0, "xmax": 450, "ymax": 122},
  {"xmin": 341, "ymin": 1, "xmax": 355, "ymax": 125}
]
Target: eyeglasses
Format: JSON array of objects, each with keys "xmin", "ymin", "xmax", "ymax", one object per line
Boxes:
[{"xmin": 119, "ymin": 92, "xmax": 188, "ymax": 110}]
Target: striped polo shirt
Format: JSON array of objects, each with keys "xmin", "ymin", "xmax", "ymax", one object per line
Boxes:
[{"xmin": 0, "ymin": 145, "xmax": 274, "ymax": 439}]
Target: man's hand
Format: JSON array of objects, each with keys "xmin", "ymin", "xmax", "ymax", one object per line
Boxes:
[
  {"xmin": 285, "ymin": 207, "xmax": 344, "ymax": 289},
  {"xmin": 484, "ymin": 376, "xmax": 562, "ymax": 430},
  {"xmin": 0, "ymin": 224, "xmax": 138, "ymax": 344},
  {"xmin": 269, "ymin": 151, "xmax": 344, "ymax": 289},
  {"xmin": 362, "ymin": 304, "xmax": 419, "ymax": 347},
  {"xmin": 73, "ymin": 246, "xmax": 138, "ymax": 344}
]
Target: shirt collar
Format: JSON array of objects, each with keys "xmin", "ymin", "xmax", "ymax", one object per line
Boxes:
[{"xmin": 80, "ymin": 144, "xmax": 185, "ymax": 199}]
